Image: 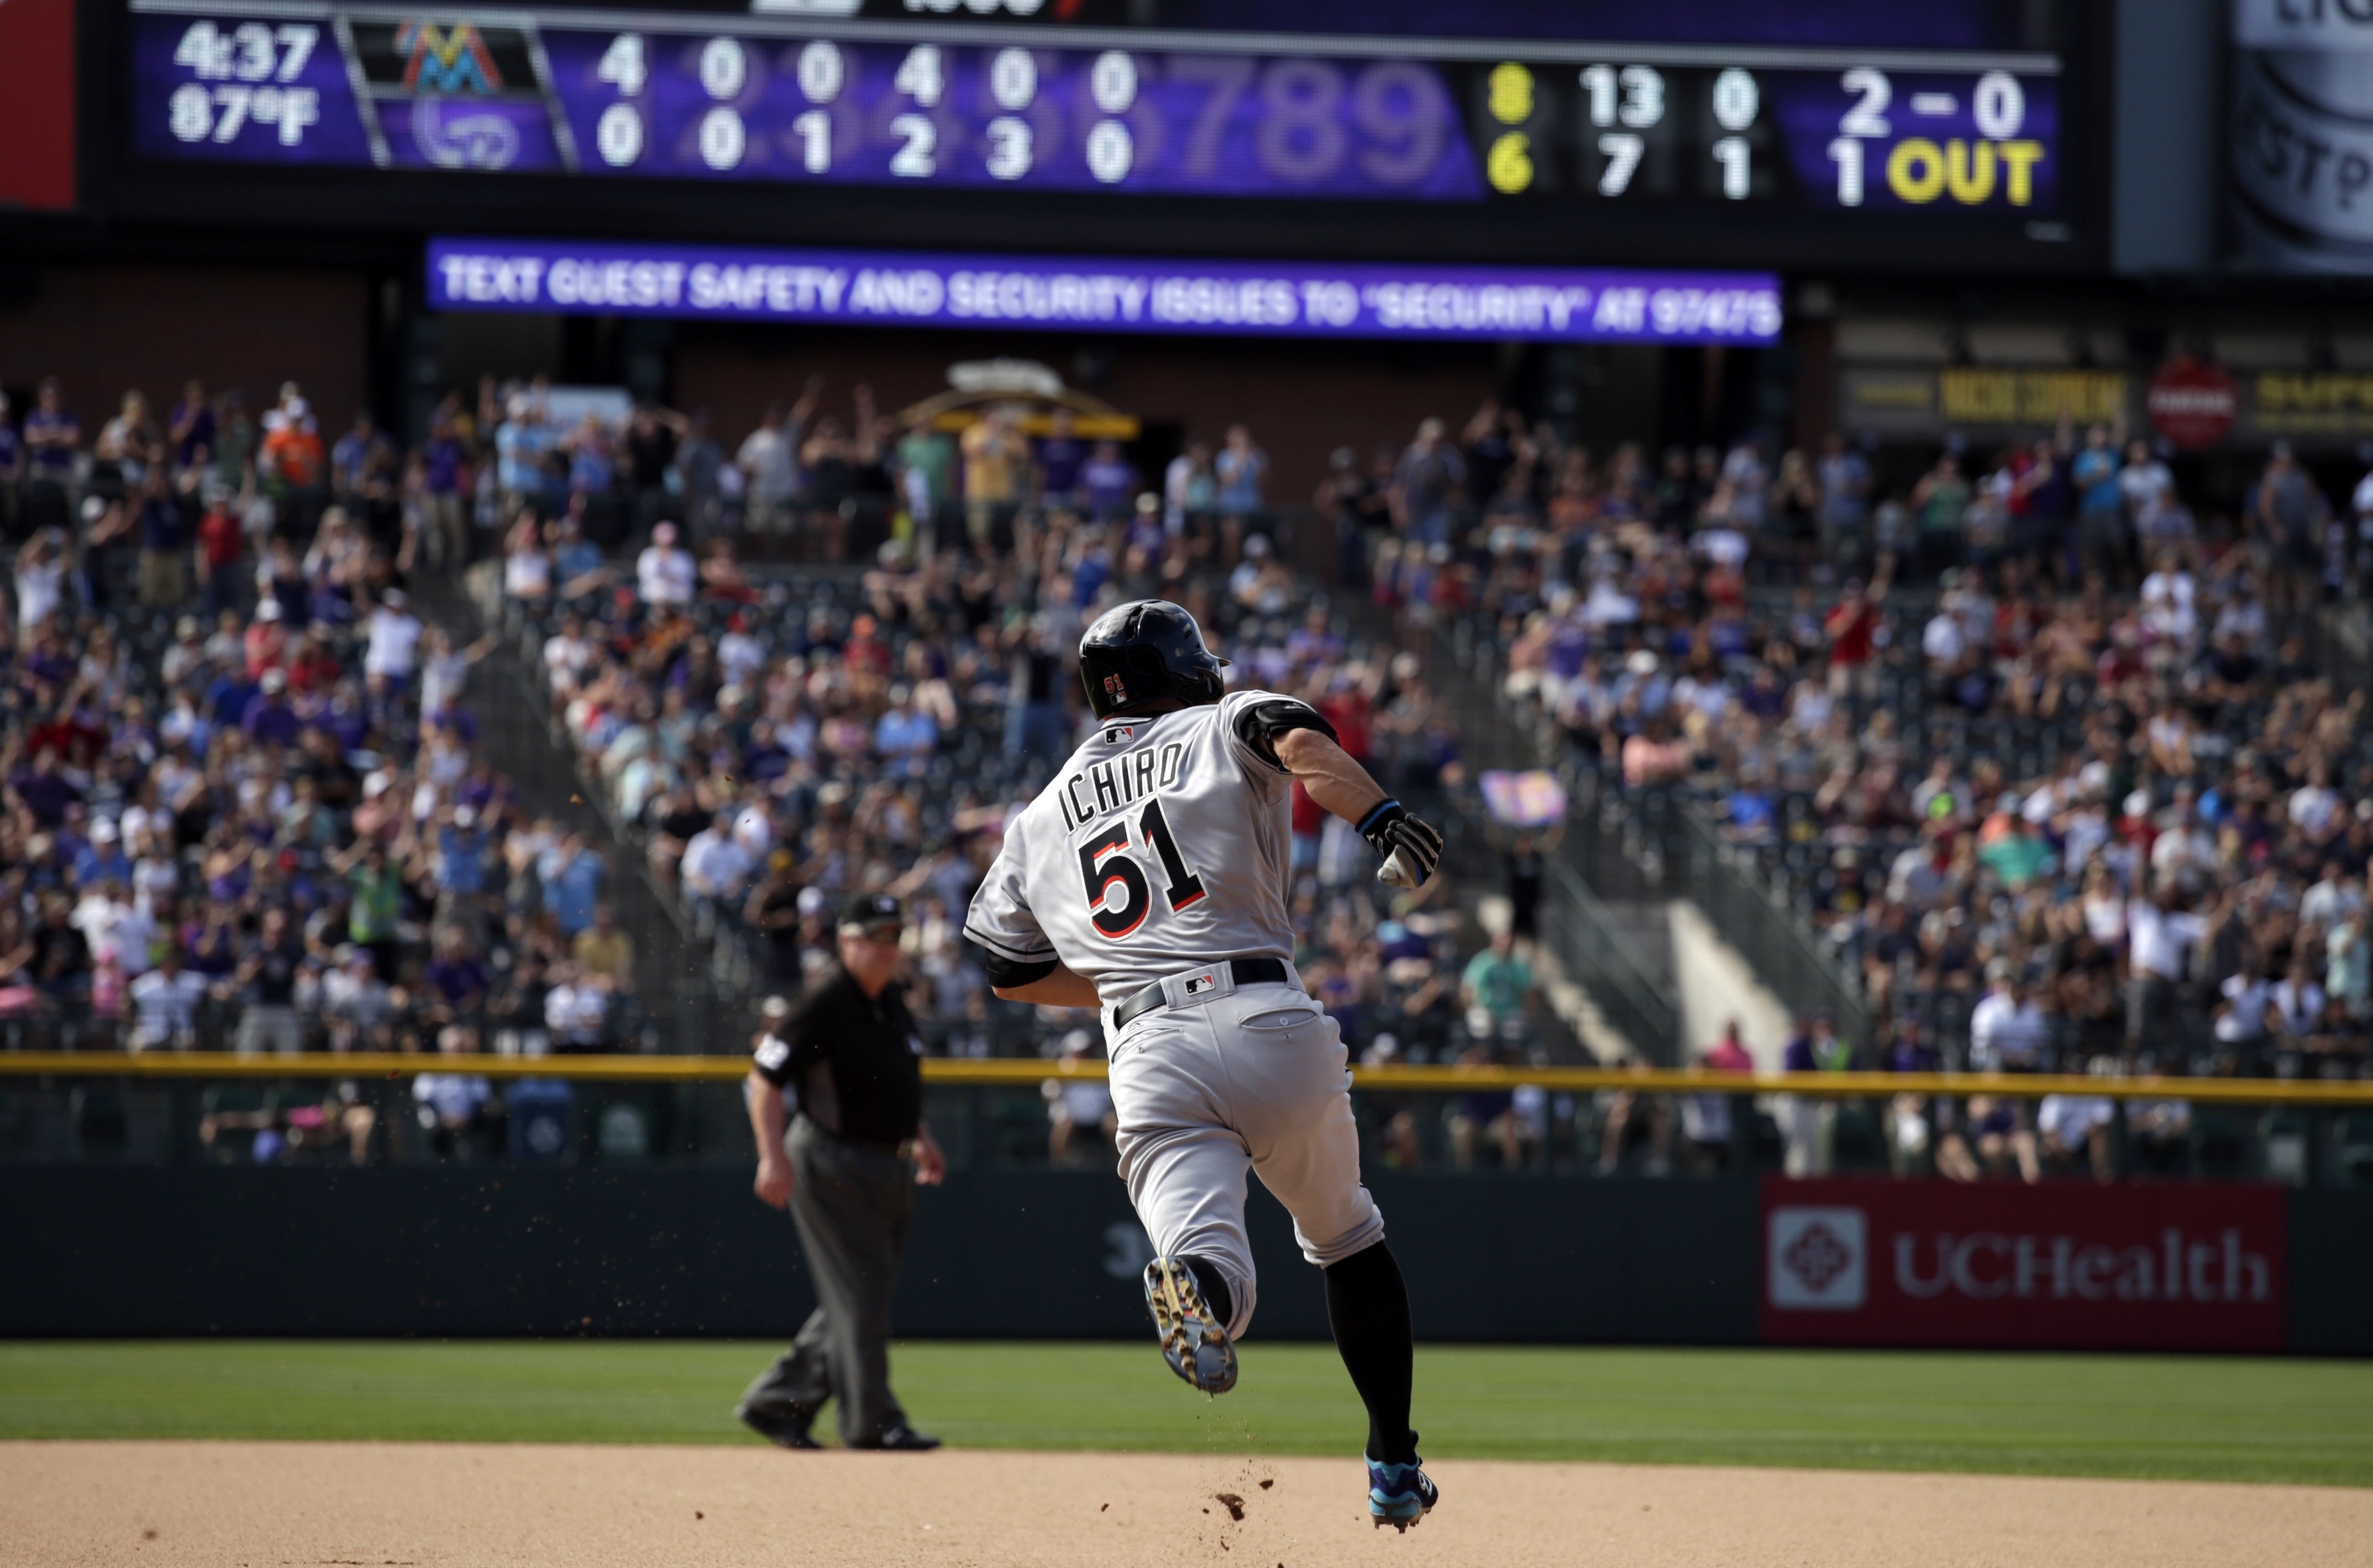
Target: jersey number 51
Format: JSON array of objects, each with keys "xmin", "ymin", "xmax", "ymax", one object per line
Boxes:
[{"xmin": 1080, "ymin": 800, "xmax": 1205, "ymax": 939}]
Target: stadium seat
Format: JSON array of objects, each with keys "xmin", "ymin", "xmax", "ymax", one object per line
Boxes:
[
  {"xmin": 506, "ymin": 1079, "xmax": 576, "ymax": 1162},
  {"xmin": 1828, "ymin": 1101, "xmax": 1887, "ymax": 1173}
]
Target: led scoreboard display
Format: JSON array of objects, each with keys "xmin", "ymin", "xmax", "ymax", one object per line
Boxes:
[{"xmin": 123, "ymin": 1, "xmax": 2072, "ymax": 238}]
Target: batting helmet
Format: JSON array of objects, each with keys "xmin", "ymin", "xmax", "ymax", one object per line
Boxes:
[{"xmin": 1078, "ymin": 599, "xmax": 1230, "ymax": 720}]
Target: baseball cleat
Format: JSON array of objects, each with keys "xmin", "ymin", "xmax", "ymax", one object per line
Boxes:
[
  {"xmin": 1367, "ymin": 1457, "xmax": 1438, "ymax": 1532},
  {"xmin": 1142, "ymin": 1257, "xmax": 1237, "ymax": 1396}
]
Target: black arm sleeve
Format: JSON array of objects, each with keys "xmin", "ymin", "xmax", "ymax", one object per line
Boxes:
[
  {"xmin": 751, "ymin": 1029, "xmax": 796, "ymax": 1088},
  {"xmin": 1232, "ymin": 698, "xmax": 1339, "ymax": 772},
  {"xmin": 979, "ymin": 948, "xmax": 1059, "ymax": 988}
]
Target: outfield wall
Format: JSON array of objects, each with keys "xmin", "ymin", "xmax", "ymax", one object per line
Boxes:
[
  {"xmin": 4, "ymin": 1169, "xmax": 2364, "ymax": 1352},
  {"xmin": 0, "ymin": 1167, "xmax": 1756, "ymax": 1344}
]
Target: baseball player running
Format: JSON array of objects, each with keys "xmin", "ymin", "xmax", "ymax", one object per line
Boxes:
[{"xmin": 963, "ymin": 599, "xmax": 1446, "ymax": 1531}]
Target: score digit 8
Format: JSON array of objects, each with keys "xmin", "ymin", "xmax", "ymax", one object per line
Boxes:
[
  {"xmin": 1256, "ymin": 60, "xmax": 1348, "ymax": 182},
  {"xmin": 1485, "ymin": 62, "xmax": 1534, "ymax": 194}
]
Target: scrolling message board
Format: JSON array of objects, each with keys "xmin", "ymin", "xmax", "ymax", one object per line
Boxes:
[
  {"xmin": 1761, "ymin": 1178, "xmax": 2285, "ymax": 1351},
  {"xmin": 103, "ymin": 0, "xmax": 2095, "ymax": 270},
  {"xmin": 424, "ymin": 236, "xmax": 1781, "ymax": 345}
]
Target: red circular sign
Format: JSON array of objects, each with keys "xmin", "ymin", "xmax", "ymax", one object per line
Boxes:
[{"xmin": 2148, "ymin": 358, "xmax": 2238, "ymax": 451}]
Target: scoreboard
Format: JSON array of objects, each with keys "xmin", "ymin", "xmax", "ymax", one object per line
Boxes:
[{"xmin": 105, "ymin": 1, "xmax": 2097, "ymax": 271}]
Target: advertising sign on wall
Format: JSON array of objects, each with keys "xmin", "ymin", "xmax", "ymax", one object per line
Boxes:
[
  {"xmin": 2240, "ymin": 370, "xmax": 2373, "ymax": 446},
  {"xmin": 2232, "ymin": 0, "xmax": 2373, "ymax": 272},
  {"xmin": 2148, "ymin": 357, "xmax": 2239, "ymax": 450},
  {"xmin": 1761, "ymin": 1178, "xmax": 2286, "ymax": 1350},
  {"xmin": 1838, "ymin": 367, "xmax": 2132, "ymax": 438},
  {"xmin": 1846, "ymin": 360, "xmax": 2373, "ymax": 450},
  {"xmin": 0, "ymin": 0, "xmax": 77, "ymax": 211},
  {"xmin": 1939, "ymin": 368, "xmax": 2129, "ymax": 428}
]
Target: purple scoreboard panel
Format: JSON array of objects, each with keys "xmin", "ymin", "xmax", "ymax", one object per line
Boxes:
[{"xmin": 121, "ymin": 2, "xmax": 2072, "ymax": 239}]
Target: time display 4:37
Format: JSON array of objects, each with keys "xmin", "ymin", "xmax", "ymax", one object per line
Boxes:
[
  {"xmin": 140, "ymin": 14, "xmax": 1483, "ymax": 198},
  {"xmin": 132, "ymin": 10, "xmax": 2060, "ymax": 218}
]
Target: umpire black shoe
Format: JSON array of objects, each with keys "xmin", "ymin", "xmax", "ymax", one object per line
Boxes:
[
  {"xmin": 736, "ymin": 1401, "xmax": 822, "ymax": 1450},
  {"xmin": 852, "ymin": 1422, "xmax": 941, "ymax": 1451}
]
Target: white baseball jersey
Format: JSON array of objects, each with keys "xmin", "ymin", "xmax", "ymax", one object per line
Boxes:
[{"xmin": 963, "ymin": 690, "xmax": 1305, "ymax": 1005}]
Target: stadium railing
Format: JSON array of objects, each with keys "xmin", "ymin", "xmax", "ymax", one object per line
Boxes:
[
  {"xmin": 4, "ymin": 1052, "xmax": 2369, "ymax": 1186},
  {"xmin": 1430, "ymin": 612, "xmax": 1688, "ymax": 1061},
  {"xmin": 1435, "ymin": 609, "xmax": 1870, "ymax": 1056}
]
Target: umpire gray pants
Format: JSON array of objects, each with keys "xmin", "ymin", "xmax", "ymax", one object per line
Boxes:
[{"xmin": 741, "ymin": 1116, "xmax": 916, "ymax": 1444}]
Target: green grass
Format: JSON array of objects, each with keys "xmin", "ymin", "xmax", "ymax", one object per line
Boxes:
[{"xmin": 1, "ymin": 1341, "xmax": 2367, "ymax": 1486}]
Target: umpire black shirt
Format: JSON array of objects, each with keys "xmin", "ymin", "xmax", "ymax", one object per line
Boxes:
[{"xmin": 750, "ymin": 968, "xmax": 925, "ymax": 1149}]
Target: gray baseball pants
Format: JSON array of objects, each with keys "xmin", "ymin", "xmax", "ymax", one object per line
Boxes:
[
  {"xmin": 1107, "ymin": 976, "xmax": 1385, "ymax": 1341},
  {"xmin": 740, "ymin": 1116, "xmax": 915, "ymax": 1444}
]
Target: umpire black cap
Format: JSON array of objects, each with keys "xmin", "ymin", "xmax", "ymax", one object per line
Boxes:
[
  {"xmin": 1079, "ymin": 599, "xmax": 1230, "ymax": 720},
  {"xmin": 838, "ymin": 892, "xmax": 904, "ymax": 936}
]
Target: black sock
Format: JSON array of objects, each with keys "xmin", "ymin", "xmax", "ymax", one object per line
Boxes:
[
  {"xmin": 1324, "ymin": 1240, "xmax": 1417, "ymax": 1466},
  {"xmin": 1182, "ymin": 1255, "xmax": 1234, "ymax": 1331}
]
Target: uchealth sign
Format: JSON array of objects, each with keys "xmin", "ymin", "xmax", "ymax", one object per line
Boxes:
[{"xmin": 1761, "ymin": 1178, "xmax": 2285, "ymax": 1351}]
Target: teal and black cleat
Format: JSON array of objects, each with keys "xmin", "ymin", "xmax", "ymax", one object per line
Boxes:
[
  {"xmin": 1142, "ymin": 1257, "xmax": 1237, "ymax": 1396},
  {"xmin": 1367, "ymin": 1456, "xmax": 1439, "ymax": 1532}
]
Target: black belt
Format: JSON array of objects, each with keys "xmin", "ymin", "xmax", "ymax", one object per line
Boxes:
[
  {"xmin": 837, "ymin": 1134, "xmax": 907, "ymax": 1158},
  {"xmin": 798, "ymin": 1117, "xmax": 906, "ymax": 1159},
  {"xmin": 1112, "ymin": 958, "xmax": 1292, "ymax": 1031}
]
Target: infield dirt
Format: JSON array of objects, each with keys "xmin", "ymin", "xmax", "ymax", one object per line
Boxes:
[{"xmin": 4, "ymin": 1440, "xmax": 2367, "ymax": 1567}]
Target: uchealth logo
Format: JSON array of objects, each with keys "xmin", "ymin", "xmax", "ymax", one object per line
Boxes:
[
  {"xmin": 1760, "ymin": 1178, "xmax": 2286, "ymax": 1350},
  {"xmin": 1768, "ymin": 1207, "xmax": 1866, "ymax": 1310},
  {"xmin": 1892, "ymin": 1227, "xmax": 2269, "ymax": 1305}
]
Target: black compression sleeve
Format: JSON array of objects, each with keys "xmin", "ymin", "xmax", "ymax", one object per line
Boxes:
[
  {"xmin": 1325, "ymin": 1240, "xmax": 1418, "ymax": 1466},
  {"xmin": 1233, "ymin": 698, "xmax": 1339, "ymax": 771},
  {"xmin": 1184, "ymin": 1256, "xmax": 1235, "ymax": 1333},
  {"xmin": 979, "ymin": 949, "xmax": 1058, "ymax": 988}
]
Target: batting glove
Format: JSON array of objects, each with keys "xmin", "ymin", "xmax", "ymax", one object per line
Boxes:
[{"xmin": 1357, "ymin": 799, "xmax": 1443, "ymax": 889}]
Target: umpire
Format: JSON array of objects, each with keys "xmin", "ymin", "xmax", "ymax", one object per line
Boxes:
[{"xmin": 737, "ymin": 892, "xmax": 946, "ymax": 1451}]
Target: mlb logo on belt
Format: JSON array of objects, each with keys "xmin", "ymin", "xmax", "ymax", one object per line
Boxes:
[{"xmin": 1183, "ymin": 971, "xmax": 1220, "ymax": 997}]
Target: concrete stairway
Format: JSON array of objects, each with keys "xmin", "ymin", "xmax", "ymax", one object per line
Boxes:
[{"xmin": 410, "ymin": 571, "xmax": 727, "ymax": 1050}]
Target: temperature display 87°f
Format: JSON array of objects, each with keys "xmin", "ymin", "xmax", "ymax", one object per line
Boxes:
[{"xmin": 127, "ymin": 2, "xmax": 2065, "ymax": 224}]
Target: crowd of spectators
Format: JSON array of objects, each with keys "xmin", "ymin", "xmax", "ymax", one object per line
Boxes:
[
  {"xmin": 15, "ymin": 359, "xmax": 2366, "ymax": 1180},
  {"xmin": 1357, "ymin": 390, "xmax": 2373, "ymax": 1177},
  {"xmin": 2, "ymin": 367, "xmax": 1537, "ymax": 1167},
  {"xmin": 0, "ymin": 372, "xmax": 665, "ymax": 1164},
  {"xmin": 485, "ymin": 382, "xmax": 1515, "ymax": 1178}
]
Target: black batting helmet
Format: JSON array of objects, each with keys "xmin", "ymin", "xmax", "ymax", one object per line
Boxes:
[{"xmin": 1079, "ymin": 599, "xmax": 1229, "ymax": 720}]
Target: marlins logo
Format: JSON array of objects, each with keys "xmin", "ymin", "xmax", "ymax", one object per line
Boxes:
[{"xmin": 395, "ymin": 22, "xmax": 503, "ymax": 94}]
